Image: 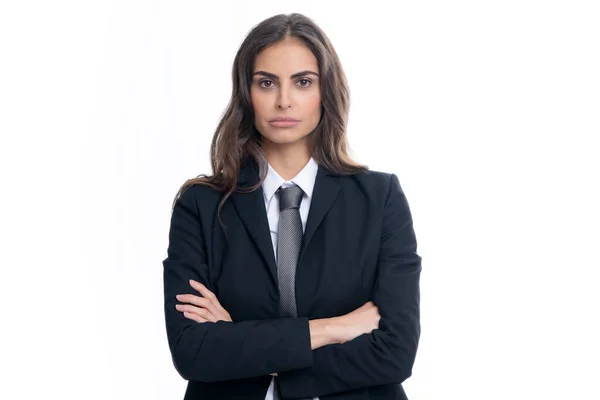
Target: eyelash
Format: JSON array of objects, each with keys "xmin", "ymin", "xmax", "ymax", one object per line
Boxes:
[{"xmin": 258, "ymin": 78, "xmax": 312, "ymax": 89}]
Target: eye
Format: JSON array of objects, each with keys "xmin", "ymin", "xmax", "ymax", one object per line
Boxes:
[
  {"xmin": 297, "ymin": 78, "xmax": 312, "ymax": 88},
  {"xmin": 259, "ymin": 80, "xmax": 275, "ymax": 88}
]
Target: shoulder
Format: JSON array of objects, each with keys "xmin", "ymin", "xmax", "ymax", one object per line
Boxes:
[
  {"xmin": 338, "ymin": 168, "xmax": 398, "ymax": 195},
  {"xmin": 327, "ymin": 168, "xmax": 403, "ymax": 210},
  {"xmin": 175, "ymin": 179, "xmax": 223, "ymax": 212}
]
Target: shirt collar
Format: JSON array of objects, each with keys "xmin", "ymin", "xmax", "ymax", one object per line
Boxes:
[{"xmin": 262, "ymin": 157, "xmax": 319, "ymax": 203}]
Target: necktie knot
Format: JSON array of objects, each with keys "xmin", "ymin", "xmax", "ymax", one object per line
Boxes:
[{"xmin": 277, "ymin": 184, "xmax": 304, "ymax": 211}]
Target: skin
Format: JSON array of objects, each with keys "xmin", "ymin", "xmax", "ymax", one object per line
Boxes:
[{"xmin": 175, "ymin": 36, "xmax": 381, "ymax": 375}]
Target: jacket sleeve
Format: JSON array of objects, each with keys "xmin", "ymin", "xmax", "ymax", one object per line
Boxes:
[
  {"xmin": 163, "ymin": 184, "xmax": 313, "ymax": 382},
  {"xmin": 278, "ymin": 173, "xmax": 422, "ymax": 398}
]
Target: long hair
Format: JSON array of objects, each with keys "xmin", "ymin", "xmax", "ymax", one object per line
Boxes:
[{"xmin": 172, "ymin": 13, "xmax": 368, "ymax": 229}]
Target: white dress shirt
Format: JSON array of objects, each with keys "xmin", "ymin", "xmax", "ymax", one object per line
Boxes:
[{"xmin": 262, "ymin": 156, "xmax": 319, "ymax": 400}]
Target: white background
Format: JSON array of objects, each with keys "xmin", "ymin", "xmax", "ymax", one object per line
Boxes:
[{"xmin": 1, "ymin": 1, "xmax": 599, "ymax": 399}]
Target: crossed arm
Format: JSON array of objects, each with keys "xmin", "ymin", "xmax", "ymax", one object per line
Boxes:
[
  {"xmin": 176, "ymin": 278, "xmax": 380, "ymax": 377},
  {"xmin": 163, "ymin": 174, "xmax": 421, "ymax": 398}
]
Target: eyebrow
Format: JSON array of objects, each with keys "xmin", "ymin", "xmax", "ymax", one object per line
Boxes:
[{"xmin": 252, "ymin": 70, "xmax": 319, "ymax": 79}]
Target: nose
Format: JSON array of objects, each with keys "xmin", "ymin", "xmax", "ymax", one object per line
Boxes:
[{"xmin": 276, "ymin": 86, "xmax": 292, "ymax": 109}]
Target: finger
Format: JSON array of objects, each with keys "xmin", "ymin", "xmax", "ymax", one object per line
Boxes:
[
  {"xmin": 176, "ymin": 294, "xmax": 231, "ymax": 322},
  {"xmin": 176, "ymin": 294, "xmax": 210, "ymax": 308},
  {"xmin": 183, "ymin": 311, "xmax": 208, "ymax": 323},
  {"xmin": 178, "ymin": 304, "xmax": 218, "ymax": 322},
  {"xmin": 176, "ymin": 304, "xmax": 218, "ymax": 322},
  {"xmin": 189, "ymin": 280, "xmax": 227, "ymax": 318},
  {"xmin": 177, "ymin": 293, "xmax": 230, "ymax": 321},
  {"xmin": 189, "ymin": 279, "xmax": 216, "ymax": 301},
  {"xmin": 189, "ymin": 280, "xmax": 230, "ymax": 318},
  {"xmin": 177, "ymin": 294, "xmax": 223, "ymax": 320}
]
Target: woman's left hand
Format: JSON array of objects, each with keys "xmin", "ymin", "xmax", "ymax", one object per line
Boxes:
[{"xmin": 175, "ymin": 279, "xmax": 232, "ymax": 323}]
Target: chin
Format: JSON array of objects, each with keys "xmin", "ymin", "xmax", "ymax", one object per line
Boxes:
[{"xmin": 259, "ymin": 127, "xmax": 311, "ymax": 146}]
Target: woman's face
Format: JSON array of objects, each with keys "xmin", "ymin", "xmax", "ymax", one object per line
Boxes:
[{"xmin": 250, "ymin": 37, "xmax": 322, "ymax": 149}]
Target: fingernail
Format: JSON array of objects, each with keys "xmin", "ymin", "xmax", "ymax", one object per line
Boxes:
[{"xmin": 176, "ymin": 295, "xmax": 182, "ymax": 300}]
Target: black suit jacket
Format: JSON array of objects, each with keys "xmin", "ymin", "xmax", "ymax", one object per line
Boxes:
[{"xmin": 163, "ymin": 158, "xmax": 422, "ymax": 400}]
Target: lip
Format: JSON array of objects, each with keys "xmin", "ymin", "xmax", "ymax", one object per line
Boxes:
[
  {"xmin": 270, "ymin": 117, "xmax": 300, "ymax": 122},
  {"xmin": 269, "ymin": 118, "xmax": 300, "ymax": 128}
]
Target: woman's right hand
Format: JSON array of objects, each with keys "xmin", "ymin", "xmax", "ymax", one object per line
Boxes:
[{"xmin": 333, "ymin": 301, "xmax": 381, "ymax": 344}]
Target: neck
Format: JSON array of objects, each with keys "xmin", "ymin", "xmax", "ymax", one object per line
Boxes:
[{"xmin": 261, "ymin": 140, "xmax": 311, "ymax": 181}]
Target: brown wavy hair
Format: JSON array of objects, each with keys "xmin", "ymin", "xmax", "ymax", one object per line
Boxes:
[{"xmin": 172, "ymin": 13, "xmax": 368, "ymax": 228}]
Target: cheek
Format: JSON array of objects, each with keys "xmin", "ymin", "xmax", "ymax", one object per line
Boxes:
[
  {"xmin": 306, "ymin": 94, "xmax": 322, "ymax": 120},
  {"xmin": 250, "ymin": 90, "xmax": 267, "ymax": 116}
]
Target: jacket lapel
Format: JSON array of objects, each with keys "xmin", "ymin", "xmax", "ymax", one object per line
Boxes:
[
  {"xmin": 230, "ymin": 158, "xmax": 279, "ymax": 286},
  {"xmin": 300, "ymin": 165, "xmax": 340, "ymax": 261}
]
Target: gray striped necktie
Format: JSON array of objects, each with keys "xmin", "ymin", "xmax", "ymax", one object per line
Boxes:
[{"xmin": 273, "ymin": 184, "xmax": 306, "ymax": 400}]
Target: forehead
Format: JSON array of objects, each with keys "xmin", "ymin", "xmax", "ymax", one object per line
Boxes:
[{"xmin": 253, "ymin": 37, "xmax": 318, "ymax": 72}]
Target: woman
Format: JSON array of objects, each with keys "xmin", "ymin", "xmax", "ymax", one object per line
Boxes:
[{"xmin": 163, "ymin": 13, "xmax": 422, "ymax": 400}]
